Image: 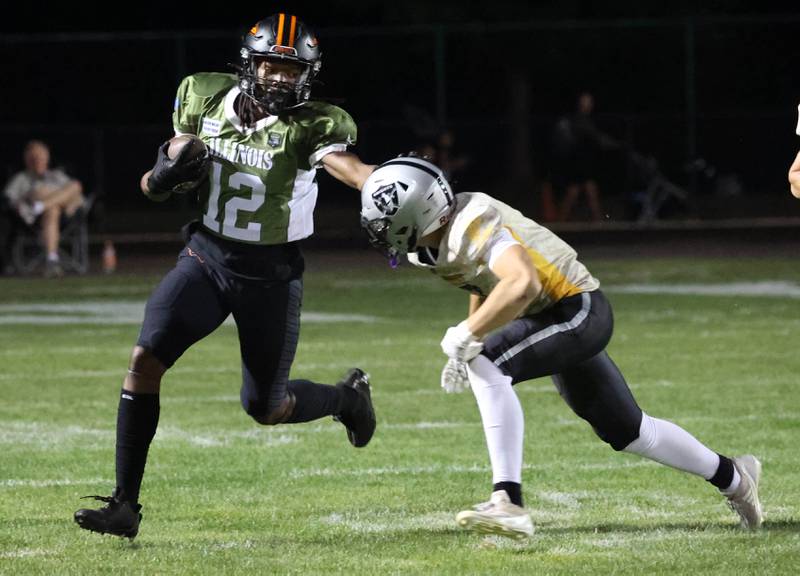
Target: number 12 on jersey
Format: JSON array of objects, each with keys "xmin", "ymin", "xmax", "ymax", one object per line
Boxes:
[{"xmin": 203, "ymin": 161, "xmax": 266, "ymax": 242}]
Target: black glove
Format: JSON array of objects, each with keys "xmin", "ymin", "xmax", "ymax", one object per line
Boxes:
[{"xmin": 147, "ymin": 140, "xmax": 210, "ymax": 194}]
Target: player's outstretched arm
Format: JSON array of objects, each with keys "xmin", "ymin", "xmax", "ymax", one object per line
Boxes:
[
  {"xmin": 789, "ymin": 150, "xmax": 800, "ymax": 199},
  {"xmin": 322, "ymin": 151, "xmax": 376, "ymax": 190}
]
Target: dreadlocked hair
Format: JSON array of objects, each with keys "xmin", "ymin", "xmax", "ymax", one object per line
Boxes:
[{"xmin": 235, "ymin": 93, "xmax": 264, "ymax": 129}]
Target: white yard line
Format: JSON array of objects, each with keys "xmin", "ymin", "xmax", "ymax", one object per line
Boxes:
[
  {"xmin": 319, "ymin": 510, "xmax": 455, "ymax": 534},
  {"xmin": 0, "ymin": 477, "xmax": 110, "ymax": 488},
  {"xmin": 605, "ymin": 280, "xmax": 800, "ymax": 298},
  {"xmin": 0, "ymin": 301, "xmax": 380, "ymax": 325},
  {"xmin": 0, "ymin": 548, "xmax": 53, "ymax": 559}
]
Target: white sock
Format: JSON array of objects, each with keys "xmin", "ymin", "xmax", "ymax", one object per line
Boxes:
[
  {"xmin": 33, "ymin": 201, "xmax": 45, "ymax": 215},
  {"xmin": 623, "ymin": 412, "xmax": 721, "ymax": 479},
  {"xmin": 467, "ymin": 355, "xmax": 524, "ymax": 484},
  {"xmin": 46, "ymin": 252, "xmax": 59, "ymax": 262},
  {"xmin": 721, "ymin": 467, "xmax": 742, "ymax": 495}
]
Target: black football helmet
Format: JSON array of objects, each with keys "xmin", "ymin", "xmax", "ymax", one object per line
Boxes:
[{"xmin": 237, "ymin": 13, "xmax": 322, "ymax": 114}]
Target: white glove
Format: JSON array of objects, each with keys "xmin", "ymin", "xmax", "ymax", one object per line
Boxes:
[
  {"xmin": 440, "ymin": 320, "xmax": 483, "ymax": 362},
  {"xmin": 441, "ymin": 358, "xmax": 470, "ymax": 393}
]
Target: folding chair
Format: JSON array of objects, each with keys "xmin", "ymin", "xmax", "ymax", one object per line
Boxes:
[{"xmin": 10, "ymin": 196, "xmax": 92, "ymax": 275}]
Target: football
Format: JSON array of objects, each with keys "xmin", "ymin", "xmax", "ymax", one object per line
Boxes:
[{"xmin": 167, "ymin": 134, "xmax": 207, "ymax": 162}]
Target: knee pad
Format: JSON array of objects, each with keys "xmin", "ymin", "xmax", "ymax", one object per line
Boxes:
[{"xmin": 248, "ymin": 392, "xmax": 296, "ymax": 426}]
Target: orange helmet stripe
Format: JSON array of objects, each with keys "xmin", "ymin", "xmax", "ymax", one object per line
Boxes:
[
  {"xmin": 288, "ymin": 15, "xmax": 297, "ymax": 47},
  {"xmin": 276, "ymin": 13, "xmax": 285, "ymax": 45}
]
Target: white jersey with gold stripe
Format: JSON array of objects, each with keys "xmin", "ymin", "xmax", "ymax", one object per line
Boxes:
[{"xmin": 407, "ymin": 192, "xmax": 600, "ymax": 315}]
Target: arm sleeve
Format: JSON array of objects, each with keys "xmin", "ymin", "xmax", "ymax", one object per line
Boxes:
[
  {"xmin": 172, "ymin": 76, "xmax": 201, "ymax": 136},
  {"xmin": 306, "ymin": 105, "xmax": 358, "ymax": 168},
  {"xmin": 486, "ymin": 227, "xmax": 522, "ymax": 270}
]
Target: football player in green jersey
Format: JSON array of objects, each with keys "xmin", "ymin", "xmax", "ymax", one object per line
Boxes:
[
  {"xmin": 360, "ymin": 156, "xmax": 763, "ymax": 539},
  {"xmin": 74, "ymin": 13, "xmax": 376, "ymax": 539}
]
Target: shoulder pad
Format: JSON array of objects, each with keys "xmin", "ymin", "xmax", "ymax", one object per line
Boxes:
[
  {"xmin": 182, "ymin": 73, "xmax": 238, "ymax": 99},
  {"xmin": 447, "ymin": 193, "xmax": 502, "ymax": 263}
]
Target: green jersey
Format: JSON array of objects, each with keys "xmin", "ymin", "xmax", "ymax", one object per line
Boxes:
[{"xmin": 172, "ymin": 72, "xmax": 357, "ymax": 244}]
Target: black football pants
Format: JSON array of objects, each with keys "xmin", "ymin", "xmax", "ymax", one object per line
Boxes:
[
  {"xmin": 481, "ymin": 290, "xmax": 643, "ymax": 450},
  {"xmin": 137, "ymin": 247, "xmax": 301, "ymax": 417}
]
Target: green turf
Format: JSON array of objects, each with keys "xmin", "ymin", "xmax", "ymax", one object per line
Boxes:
[{"xmin": 1, "ymin": 256, "xmax": 799, "ymax": 575}]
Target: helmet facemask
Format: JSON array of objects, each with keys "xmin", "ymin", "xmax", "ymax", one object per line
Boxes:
[
  {"xmin": 239, "ymin": 51, "xmax": 319, "ymax": 114},
  {"xmin": 360, "ymin": 214, "xmax": 419, "ymax": 261}
]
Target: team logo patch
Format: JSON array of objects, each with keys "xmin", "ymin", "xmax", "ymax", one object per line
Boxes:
[
  {"xmin": 268, "ymin": 132, "xmax": 284, "ymax": 147},
  {"xmin": 372, "ymin": 182, "xmax": 406, "ymax": 216},
  {"xmin": 202, "ymin": 117, "xmax": 222, "ymax": 137}
]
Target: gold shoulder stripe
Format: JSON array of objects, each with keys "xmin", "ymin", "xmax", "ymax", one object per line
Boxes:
[{"xmin": 505, "ymin": 226, "xmax": 582, "ymax": 300}]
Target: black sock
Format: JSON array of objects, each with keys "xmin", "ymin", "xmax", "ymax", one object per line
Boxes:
[
  {"xmin": 284, "ymin": 379, "xmax": 343, "ymax": 423},
  {"xmin": 115, "ymin": 389, "xmax": 160, "ymax": 504},
  {"xmin": 493, "ymin": 481, "xmax": 523, "ymax": 507},
  {"xmin": 708, "ymin": 454, "xmax": 735, "ymax": 490}
]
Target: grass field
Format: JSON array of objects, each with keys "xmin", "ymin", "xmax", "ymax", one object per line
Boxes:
[{"xmin": 1, "ymin": 253, "xmax": 799, "ymax": 575}]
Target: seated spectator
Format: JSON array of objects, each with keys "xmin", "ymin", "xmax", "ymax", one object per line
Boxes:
[{"xmin": 3, "ymin": 140, "xmax": 84, "ymax": 276}]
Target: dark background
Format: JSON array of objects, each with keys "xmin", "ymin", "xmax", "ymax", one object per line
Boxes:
[{"xmin": 2, "ymin": 0, "xmax": 798, "ymax": 232}]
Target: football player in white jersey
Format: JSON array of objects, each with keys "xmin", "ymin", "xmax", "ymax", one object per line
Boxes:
[{"xmin": 360, "ymin": 156, "xmax": 763, "ymax": 539}]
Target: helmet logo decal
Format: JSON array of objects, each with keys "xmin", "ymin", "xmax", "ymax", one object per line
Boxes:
[
  {"xmin": 372, "ymin": 182, "xmax": 407, "ymax": 216},
  {"xmin": 249, "ymin": 25, "xmax": 259, "ymax": 36}
]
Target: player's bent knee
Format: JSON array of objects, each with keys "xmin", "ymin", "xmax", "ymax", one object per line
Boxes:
[
  {"xmin": 248, "ymin": 393, "xmax": 296, "ymax": 426},
  {"xmin": 589, "ymin": 412, "xmax": 643, "ymax": 451},
  {"xmin": 127, "ymin": 346, "xmax": 167, "ymax": 392}
]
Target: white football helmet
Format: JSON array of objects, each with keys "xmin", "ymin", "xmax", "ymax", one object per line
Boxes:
[{"xmin": 360, "ymin": 156, "xmax": 455, "ymax": 259}]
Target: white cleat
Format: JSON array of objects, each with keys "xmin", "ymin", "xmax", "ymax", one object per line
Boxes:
[
  {"xmin": 727, "ymin": 455, "xmax": 763, "ymax": 530},
  {"xmin": 455, "ymin": 490, "xmax": 534, "ymax": 540}
]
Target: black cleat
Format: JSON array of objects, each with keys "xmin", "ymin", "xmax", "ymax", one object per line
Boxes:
[
  {"xmin": 74, "ymin": 488, "xmax": 142, "ymax": 539},
  {"xmin": 333, "ymin": 368, "xmax": 376, "ymax": 448}
]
